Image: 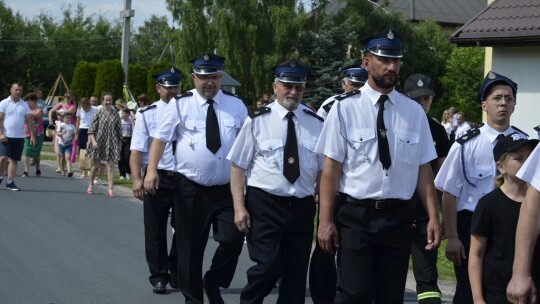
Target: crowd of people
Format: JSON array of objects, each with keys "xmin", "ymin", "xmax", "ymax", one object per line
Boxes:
[{"xmin": 2, "ymin": 28, "xmax": 540, "ymax": 304}]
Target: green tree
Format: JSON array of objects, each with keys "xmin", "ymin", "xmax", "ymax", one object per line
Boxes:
[
  {"xmin": 130, "ymin": 15, "xmax": 172, "ymax": 67},
  {"xmin": 440, "ymin": 47, "xmax": 485, "ymax": 123},
  {"xmin": 71, "ymin": 61, "xmax": 97, "ymax": 98},
  {"xmin": 128, "ymin": 63, "xmax": 148, "ymax": 97},
  {"xmin": 94, "ymin": 59, "xmax": 124, "ymax": 99}
]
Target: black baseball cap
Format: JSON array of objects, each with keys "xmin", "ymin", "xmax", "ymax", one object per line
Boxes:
[
  {"xmin": 404, "ymin": 74, "xmax": 435, "ymax": 98},
  {"xmin": 493, "ymin": 132, "xmax": 538, "ymax": 162}
]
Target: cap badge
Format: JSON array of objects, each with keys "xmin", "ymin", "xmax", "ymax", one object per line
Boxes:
[
  {"xmin": 387, "ymin": 30, "xmax": 394, "ymax": 40},
  {"xmin": 511, "ymin": 133, "xmax": 526, "ymax": 141},
  {"xmin": 290, "ymin": 60, "xmax": 297, "ymax": 68},
  {"xmin": 203, "ymin": 54, "xmax": 210, "ymax": 61},
  {"xmin": 488, "ymin": 72, "xmax": 496, "ymax": 79},
  {"xmin": 170, "ymin": 67, "xmax": 175, "ymax": 73},
  {"xmin": 417, "ymin": 79, "xmax": 424, "ymax": 87},
  {"xmin": 288, "ymin": 157, "xmax": 296, "ymax": 164}
]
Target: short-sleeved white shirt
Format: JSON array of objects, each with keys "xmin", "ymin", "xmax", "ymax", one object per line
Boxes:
[
  {"xmin": 76, "ymin": 106, "xmax": 98, "ymax": 129},
  {"xmin": 227, "ymin": 102, "xmax": 324, "ymax": 198},
  {"xmin": 0, "ymin": 97, "xmax": 31, "ymax": 138},
  {"xmin": 153, "ymin": 89, "xmax": 248, "ymax": 186},
  {"xmin": 315, "ymin": 83, "xmax": 436, "ymax": 200},
  {"xmin": 435, "ymin": 124, "xmax": 521, "ymax": 212},
  {"xmin": 130, "ymin": 100, "xmax": 175, "ymax": 171},
  {"xmin": 517, "ymin": 144, "xmax": 540, "ymax": 192}
]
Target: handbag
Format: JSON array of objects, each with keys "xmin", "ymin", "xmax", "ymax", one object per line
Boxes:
[{"xmin": 78, "ymin": 149, "xmax": 91, "ymax": 170}]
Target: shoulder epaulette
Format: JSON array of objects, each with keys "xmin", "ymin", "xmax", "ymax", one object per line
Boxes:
[
  {"xmin": 222, "ymin": 90, "xmax": 241, "ymax": 99},
  {"xmin": 139, "ymin": 104, "xmax": 156, "ymax": 113},
  {"xmin": 534, "ymin": 125, "xmax": 540, "ymax": 132},
  {"xmin": 249, "ymin": 106, "xmax": 271, "ymax": 119},
  {"xmin": 456, "ymin": 127, "xmax": 480, "ymax": 145},
  {"xmin": 511, "ymin": 125, "xmax": 529, "ymax": 137},
  {"xmin": 303, "ymin": 109, "xmax": 324, "ymax": 122},
  {"xmin": 322, "ymin": 100, "xmax": 336, "ymax": 114},
  {"xmin": 334, "ymin": 89, "xmax": 361, "ymax": 102},
  {"xmin": 174, "ymin": 92, "xmax": 193, "ymax": 100}
]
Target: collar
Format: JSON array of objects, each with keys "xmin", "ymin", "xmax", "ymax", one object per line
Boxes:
[
  {"xmin": 362, "ymin": 82, "xmax": 398, "ymax": 106},
  {"xmin": 481, "ymin": 124, "xmax": 514, "ymax": 143},
  {"xmin": 271, "ymin": 100, "xmax": 301, "ymax": 120},
  {"xmin": 8, "ymin": 96, "xmax": 21, "ymax": 103},
  {"xmin": 193, "ymin": 89, "xmax": 222, "ymax": 107}
]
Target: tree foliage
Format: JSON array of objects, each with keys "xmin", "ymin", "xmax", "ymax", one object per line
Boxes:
[
  {"xmin": 71, "ymin": 61, "xmax": 97, "ymax": 98},
  {"xmin": 127, "ymin": 64, "xmax": 148, "ymax": 98},
  {"xmin": 94, "ymin": 59, "xmax": 124, "ymax": 99}
]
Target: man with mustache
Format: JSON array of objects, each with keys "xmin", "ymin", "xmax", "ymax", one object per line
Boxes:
[
  {"xmin": 435, "ymin": 71, "xmax": 525, "ymax": 303},
  {"xmin": 315, "ymin": 29, "xmax": 441, "ymax": 303},
  {"xmin": 228, "ymin": 59, "xmax": 323, "ymax": 303}
]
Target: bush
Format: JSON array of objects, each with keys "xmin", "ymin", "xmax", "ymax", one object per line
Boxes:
[{"xmin": 94, "ymin": 59, "xmax": 124, "ymax": 100}]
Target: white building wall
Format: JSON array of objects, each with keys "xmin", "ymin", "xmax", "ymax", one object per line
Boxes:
[{"xmin": 492, "ymin": 47, "xmax": 540, "ymax": 138}]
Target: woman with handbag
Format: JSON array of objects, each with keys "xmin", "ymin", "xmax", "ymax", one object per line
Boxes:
[{"xmin": 75, "ymin": 97, "xmax": 97, "ymax": 178}]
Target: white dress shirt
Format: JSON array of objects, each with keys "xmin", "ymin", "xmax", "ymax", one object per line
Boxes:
[
  {"xmin": 228, "ymin": 102, "xmax": 324, "ymax": 198},
  {"xmin": 153, "ymin": 89, "xmax": 247, "ymax": 186},
  {"xmin": 315, "ymin": 83, "xmax": 436, "ymax": 200},
  {"xmin": 517, "ymin": 143, "xmax": 540, "ymax": 191}
]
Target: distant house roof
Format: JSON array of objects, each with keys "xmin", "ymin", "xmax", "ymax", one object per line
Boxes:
[
  {"xmin": 220, "ymin": 71, "xmax": 241, "ymax": 87},
  {"xmin": 323, "ymin": 0, "xmax": 485, "ymax": 26},
  {"xmin": 450, "ymin": 0, "xmax": 540, "ymax": 46}
]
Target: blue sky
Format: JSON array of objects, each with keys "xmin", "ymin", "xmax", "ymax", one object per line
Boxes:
[{"xmin": 5, "ymin": 1, "xmax": 312, "ymax": 29}]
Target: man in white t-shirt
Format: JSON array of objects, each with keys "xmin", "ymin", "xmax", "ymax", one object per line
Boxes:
[{"xmin": 0, "ymin": 83, "xmax": 32, "ymax": 191}]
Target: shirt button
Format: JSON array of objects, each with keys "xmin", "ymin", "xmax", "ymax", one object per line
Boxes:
[
  {"xmin": 360, "ymin": 138, "xmax": 363, "ymax": 141},
  {"xmin": 479, "ymin": 174, "xmax": 483, "ymax": 177}
]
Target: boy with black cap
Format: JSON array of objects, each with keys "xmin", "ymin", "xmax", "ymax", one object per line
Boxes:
[
  {"xmin": 405, "ymin": 73, "xmax": 450, "ymax": 304},
  {"xmin": 130, "ymin": 66, "xmax": 181, "ymax": 294},
  {"xmin": 317, "ymin": 64, "xmax": 368, "ymax": 120},
  {"xmin": 144, "ymin": 52, "xmax": 247, "ymax": 304},
  {"xmin": 228, "ymin": 58, "xmax": 324, "ymax": 303},
  {"xmin": 469, "ymin": 132, "xmax": 540, "ymax": 303},
  {"xmin": 435, "ymin": 71, "xmax": 526, "ymax": 303},
  {"xmin": 315, "ymin": 29, "xmax": 441, "ymax": 303}
]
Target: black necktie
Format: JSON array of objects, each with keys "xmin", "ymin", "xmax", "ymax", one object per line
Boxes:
[
  {"xmin": 283, "ymin": 112, "xmax": 300, "ymax": 183},
  {"xmin": 206, "ymin": 99, "xmax": 221, "ymax": 154},
  {"xmin": 377, "ymin": 95, "xmax": 391, "ymax": 170}
]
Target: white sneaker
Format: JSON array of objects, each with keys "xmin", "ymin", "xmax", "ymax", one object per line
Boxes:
[
  {"xmin": 126, "ymin": 174, "xmax": 131, "ymax": 180},
  {"xmin": 119, "ymin": 176, "xmax": 126, "ymax": 180}
]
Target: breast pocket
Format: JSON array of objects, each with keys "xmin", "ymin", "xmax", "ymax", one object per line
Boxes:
[
  {"xmin": 257, "ymin": 139, "xmax": 284, "ymax": 168},
  {"xmin": 346, "ymin": 128, "xmax": 376, "ymax": 165},
  {"xmin": 184, "ymin": 119, "xmax": 206, "ymax": 144},
  {"xmin": 396, "ymin": 129, "xmax": 420, "ymax": 165},
  {"xmin": 302, "ymin": 141, "xmax": 319, "ymax": 171},
  {"xmin": 467, "ymin": 166, "xmax": 494, "ymax": 195},
  {"xmin": 223, "ymin": 118, "xmax": 243, "ymax": 140}
]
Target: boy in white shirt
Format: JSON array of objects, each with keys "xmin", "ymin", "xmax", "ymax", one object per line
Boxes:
[{"xmin": 56, "ymin": 113, "xmax": 76, "ymax": 177}]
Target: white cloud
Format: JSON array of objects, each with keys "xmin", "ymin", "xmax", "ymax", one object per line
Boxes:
[{"xmin": 4, "ymin": 0, "xmax": 170, "ymax": 28}]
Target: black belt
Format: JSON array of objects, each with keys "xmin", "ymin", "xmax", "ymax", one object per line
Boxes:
[
  {"xmin": 340, "ymin": 193, "xmax": 404, "ymax": 210},
  {"xmin": 157, "ymin": 169, "xmax": 175, "ymax": 177}
]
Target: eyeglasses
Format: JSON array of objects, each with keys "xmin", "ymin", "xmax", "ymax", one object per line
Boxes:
[
  {"xmin": 489, "ymin": 95, "xmax": 515, "ymax": 104},
  {"xmin": 277, "ymin": 82, "xmax": 305, "ymax": 92},
  {"xmin": 195, "ymin": 74, "xmax": 221, "ymax": 83}
]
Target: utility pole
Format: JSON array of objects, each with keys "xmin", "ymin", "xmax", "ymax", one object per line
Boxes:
[{"xmin": 121, "ymin": 0, "xmax": 134, "ymax": 85}]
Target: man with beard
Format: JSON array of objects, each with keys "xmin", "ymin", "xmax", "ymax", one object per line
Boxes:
[
  {"xmin": 315, "ymin": 29, "xmax": 441, "ymax": 303},
  {"xmin": 228, "ymin": 59, "xmax": 323, "ymax": 303},
  {"xmin": 144, "ymin": 52, "xmax": 247, "ymax": 304},
  {"xmin": 435, "ymin": 71, "xmax": 525, "ymax": 304}
]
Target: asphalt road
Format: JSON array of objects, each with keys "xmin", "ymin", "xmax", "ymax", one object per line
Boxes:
[{"xmin": 0, "ymin": 160, "xmax": 455, "ymax": 303}]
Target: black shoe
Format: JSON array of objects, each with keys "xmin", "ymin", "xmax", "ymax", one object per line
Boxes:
[
  {"xmin": 169, "ymin": 273, "xmax": 179, "ymax": 288},
  {"xmin": 152, "ymin": 282, "xmax": 167, "ymax": 294},
  {"xmin": 203, "ymin": 280, "xmax": 224, "ymax": 304}
]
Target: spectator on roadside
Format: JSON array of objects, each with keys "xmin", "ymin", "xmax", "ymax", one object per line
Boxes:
[
  {"xmin": 404, "ymin": 73, "xmax": 451, "ymax": 304},
  {"xmin": 21, "ymin": 93, "xmax": 44, "ymax": 177},
  {"xmin": 33, "ymin": 87, "xmax": 47, "ymax": 117},
  {"xmin": 75, "ymin": 97, "xmax": 97, "ymax": 178},
  {"xmin": 469, "ymin": 133, "xmax": 539, "ymax": 304},
  {"xmin": 435, "ymin": 71, "xmax": 524, "ymax": 304},
  {"xmin": 451, "ymin": 111, "xmax": 472, "ymax": 141},
  {"xmin": 118, "ymin": 108, "xmax": 132, "ymax": 180},
  {"xmin": 262, "ymin": 93, "xmax": 270, "ymax": 105},
  {"xmin": 441, "ymin": 109, "xmax": 453, "ymax": 138},
  {"xmin": 0, "ymin": 83, "xmax": 33, "ymax": 191},
  {"xmin": 55, "ymin": 113, "xmax": 76, "ymax": 177},
  {"xmin": 89, "ymin": 95, "xmax": 99, "ymax": 107},
  {"xmin": 255, "ymin": 99, "xmax": 264, "ymax": 109},
  {"xmin": 115, "ymin": 98, "xmax": 126, "ymax": 113},
  {"xmin": 49, "ymin": 91, "xmax": 77, "ymax": 173},
  {"xmin": 144, "ymin": 52, "xmax": 247, "ymax": 303},
  {"xmin": 137, "ymin": 93, "xmax": 149, "ymax": 110},
  {"xmin": 86, "ymin": 92, "xmax": 122, "ymax": 197}
]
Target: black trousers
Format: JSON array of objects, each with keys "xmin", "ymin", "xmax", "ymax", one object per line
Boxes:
[
  {"xmin": 174, "ymin": 173, "xmax": 244, "ymax": 304},
  {"xmin": 411, "ymin": 217, "xmax": 441, "ymax": 303},
  {"xmin": 118, "ymin": 137, "xmax": 131, "ymax": 177},
  {"xmin": 143, "ymin": 169, "xmax": 177, "ymax": 285},
  {"xmin": 240, "ymin": 187, "xmax": 316, "ymax": 304},
  {"xmin": 334, "ymin": 195, "xmax": 413, "ymax": 304},
  {"xmin": 453, "ymin": 211, "xmax": 473, "ymax": 304}
]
